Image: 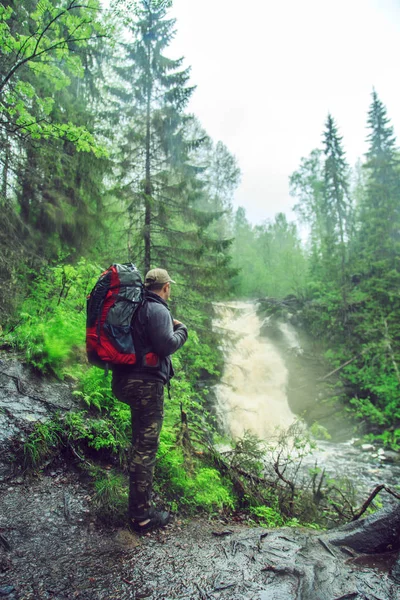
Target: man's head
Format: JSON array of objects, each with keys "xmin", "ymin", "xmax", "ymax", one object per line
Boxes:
[{"xmin": 144, "ymin": 268, "xmax": 176, "ymax": 301}]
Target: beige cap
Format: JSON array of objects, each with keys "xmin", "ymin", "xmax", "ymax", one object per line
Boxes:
[{"xmin": 144, "ymin": 268, "xmax": 176, "ymax": 287}]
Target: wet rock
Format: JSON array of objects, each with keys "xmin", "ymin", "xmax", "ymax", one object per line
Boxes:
[
  {"xmin": 0, "ymin": 359, "xmax": 78, "ymax": 449},
  {"xmin": 0, "ymin": 586, "xmax": 15, "ymax": 596},
  {"xmin": 384, "ymin": 451, "xmax": 400, "ymax": 464},
  {"xmin": 327, "ymin": 504, "xmax": 400, "ymax": 554},
  {"xmin": 361, "ymin": 443, "xmax": 375, "ymax": 452}
]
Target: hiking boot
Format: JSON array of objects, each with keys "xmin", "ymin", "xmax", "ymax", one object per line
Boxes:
[{"xmin": 130, "ymin": 509, "xmax": 170, "ymax": 534}]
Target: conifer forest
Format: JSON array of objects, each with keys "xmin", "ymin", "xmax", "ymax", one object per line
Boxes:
[{"xmin": 0, "ymin": 0, "xmax": 400, "ymax": 548}]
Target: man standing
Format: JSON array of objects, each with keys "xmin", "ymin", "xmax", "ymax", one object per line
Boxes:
[{"xmin": 112, "ymin": 268, "xmax": 188, "ymax": 533}]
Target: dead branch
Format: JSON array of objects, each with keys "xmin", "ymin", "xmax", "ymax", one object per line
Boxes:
[
  {"xmin": 318, "ymin": 355, "xmax": 360, "ymax": 382},
  {"xmin": 352, "ymin": 485, "xmax": 400, "ymax": 521},
  {"xmin": 318, "ymin": 537, "xmax": 336, "ymax": 557},
  {"xmin": 273, "ymin": 455, "xmax": 295, "ymax": 511}
]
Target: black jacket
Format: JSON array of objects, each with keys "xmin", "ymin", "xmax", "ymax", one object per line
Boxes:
[{"xmin": 112, "ymin": 291, "xmax": 188, "ymax": 384}]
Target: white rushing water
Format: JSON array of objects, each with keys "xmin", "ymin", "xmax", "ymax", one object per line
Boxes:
[{"xmin": 213, "ymin": 302, "xmax": 295, "ymax": 440}]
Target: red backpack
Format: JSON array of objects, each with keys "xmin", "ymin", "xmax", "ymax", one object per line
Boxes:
[{"xmin": 86, "ymin": 263, "xmax": 144, "ymax": 369}]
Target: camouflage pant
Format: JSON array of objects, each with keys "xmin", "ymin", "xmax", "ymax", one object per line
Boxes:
[{"xmin": 112, "ymin": 377, "xmax": 164, "ymax": 520}]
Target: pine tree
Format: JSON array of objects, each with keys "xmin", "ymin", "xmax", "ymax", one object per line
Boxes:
[
  {"xmin": 109, "ymin": 0, "xmax": 235, "ymax": 297},
  {"xmin": 321, "ymin": 114, "xmax": 352, "ymax": 295},
  {"xmin": 357, "ymin": 90, "xmax": 400, "ymax": 273},
  {"xmin": 347, "ymin": 92, "xmax": 400, "ymax": 430}
]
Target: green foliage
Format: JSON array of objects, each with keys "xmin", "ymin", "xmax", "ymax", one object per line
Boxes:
[
  {"xmin": 22, "ymin": 372, "xmax": 236, "ymax": 514},
  {"xmin": 309, "ymin": 422, "xmax": 332, "ymax": 441},
  {"xmin": 231, "ymin": 209, "xmax": 308, "ymax": 298},
  {"xmin": 226, "ymin": 431, "xmax": 265, "ymax": 475},
  {"xmin": 3, "ymin": 259, "xmax": 100, "ymax": 375},
  {"xmin": 9, "ymin": 252, "xmax": 237, "ymax": 514},
  {"xmin": 73, "ymin": 368, "xmax": 115, "ymax": 411},
  {"xmin": 366, "ymin": 429, "xmax": 400, "ymax": 452},
  {"xmin": 0, "ymin": 1, "xmax": 114, "ymax": 318},
  {"xmin": 157, "ymin": 437, "xmax": 235, "ymax": 512},
  {"xmin": 4, "ymin": 0, "xmax": 399, "ymax": 535},
  {"xmin": 66, "ymin": 410, "xmax": 130, "ymax": 455},
  {"xmin": 0, "ymin": 0, "xmax": 107, "ymax": 153}
]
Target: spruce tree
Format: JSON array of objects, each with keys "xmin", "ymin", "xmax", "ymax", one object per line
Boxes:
[
  {"xmin": 109, "ymin": 0, "xmax": 235, "ymax": 297},
  {"xmin": 321, "ymin": 114, "xmax": 352, "ymax": 296},
  {"xmin": 347, "ymin": 91, "xmax": 400, "ymax": 427},
  {"xmin": 357, "ymin": 90, "xmax": 400, "ymax": 273}
]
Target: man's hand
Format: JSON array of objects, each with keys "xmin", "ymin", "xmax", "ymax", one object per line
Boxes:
[{"xmin": 173, "ymin": 319, "xmax": 182, "ymax": 327}]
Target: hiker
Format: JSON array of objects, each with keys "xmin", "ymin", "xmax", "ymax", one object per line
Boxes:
[{"xmin": 111, "ymin": 268, "xmax": 188, "ymax": 533}]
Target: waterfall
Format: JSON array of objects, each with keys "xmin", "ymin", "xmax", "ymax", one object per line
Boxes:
[
  {"xmin": 213, "ymin": 302, "xmax": 295, "ymax": 440},
  {"xmin": 277, "ymin": 321, "xmax": 303, "ymax": 354}
]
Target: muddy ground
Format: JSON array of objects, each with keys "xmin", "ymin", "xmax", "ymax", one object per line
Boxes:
[
  {"xmin": 1, "ymin": 467, "xmax": 399, "ymax": 600},
  {"xmin": 0, "ymin": 359, "xmax": 399, "ymax": 600}
]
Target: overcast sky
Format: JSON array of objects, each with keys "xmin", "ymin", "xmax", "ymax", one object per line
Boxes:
[{"xmin": 167, "ymin": 0, "xmax": 400, "ymax": 225}]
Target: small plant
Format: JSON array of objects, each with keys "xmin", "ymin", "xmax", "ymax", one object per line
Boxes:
[
  {"xmin": 91, "ymin": 468, "xmax": 128, "ymax": 521},
  {"xmin": 157, "ymin": 437, "xmax": 236, "ymax": 513},
  {"xmin": 250, "ymin": 504, "xmax": 285, "ymax": 528},
  {"xmin": 73, "ymin": 367, "xmax": 115, "ymax": 411},
  {"xmin": 23, "ymin": 419, "xmax": 63, "ymax": 468},
  {"xmin": 309, "ymin": 422, "xmax": 331, "ymax": 441},
  {"xmin": 228, "ymin": 431, "xmax": 266, "ymax": 475}
]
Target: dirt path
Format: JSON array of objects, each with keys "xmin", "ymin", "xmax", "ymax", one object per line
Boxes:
[{"xmin": 1, "ymin": 469, "xmax": 399, "ymax": 600}]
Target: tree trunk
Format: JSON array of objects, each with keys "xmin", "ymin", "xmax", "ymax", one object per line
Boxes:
[
  {"xmin": 143, "ymin": 46, "xmax": 152, "ymax": 274},
  {"xmin": 1, "ymin": 134, "xmax": 9, "ymax": 202}
]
